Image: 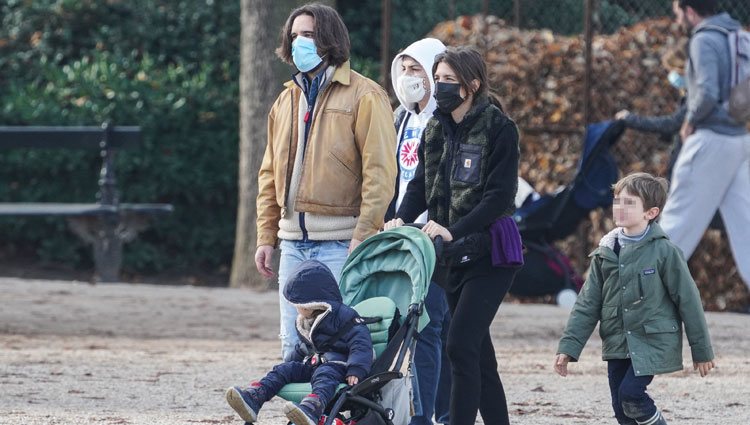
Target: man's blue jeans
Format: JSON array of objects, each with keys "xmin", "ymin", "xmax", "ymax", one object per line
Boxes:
[
  {"xmin": 411, "ymin": 282, "xmax": 452, "ymax": 425},
  {"xmin": 278, "ymin": 239, "xmax": 349, "ymax": 361}
]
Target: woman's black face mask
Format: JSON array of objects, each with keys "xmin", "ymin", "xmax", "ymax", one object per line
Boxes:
[{"xmin": 434, "ymin": 82, "xmax": 465, "ymax": 113}]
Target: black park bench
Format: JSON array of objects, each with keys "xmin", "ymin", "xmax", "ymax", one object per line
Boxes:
[{"xmin": 0, "ymin": 123, "xmax": 173, "ymax": 283}]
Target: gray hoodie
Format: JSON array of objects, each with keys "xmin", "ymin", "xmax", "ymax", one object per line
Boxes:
[{"xmin": 686, "ymin": 12, "xmax": 747, "ymax": 135}]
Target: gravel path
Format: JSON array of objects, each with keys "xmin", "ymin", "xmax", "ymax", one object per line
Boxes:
[{"xmin": 1, "ymin": 278, "xmax": 748, "ymax": 424}]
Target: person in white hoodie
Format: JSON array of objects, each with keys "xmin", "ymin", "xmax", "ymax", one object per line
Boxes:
[{"xmin": 385, "ymin": 38, "xmax": 451, "ymax": 425}]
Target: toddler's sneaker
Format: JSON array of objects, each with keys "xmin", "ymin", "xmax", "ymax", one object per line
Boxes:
[
  {"xmin": 283, "ymin": 394, "xmax": 323, "ymax": 425},
  {"xmin": 225, "ymin": 382, "xmax": 266, "ymax": 423}
]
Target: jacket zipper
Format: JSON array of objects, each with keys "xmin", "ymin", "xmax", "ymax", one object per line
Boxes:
[
  {"xmin": 299, "ymin": 100, "xmax": 314, "ymax": 241},
  {"xmin": 442, "ymin": 123, "xmax": 463, "ymax": 226},
  {"xmin": 288, "ymin": 71, "xmax": 333, "ymax": 241},
  {"xmin": 443, "ymin": 142, "xmax": 454, "ymax": 225},
  {"xmin": 308, "ymin": 308, "xmax": 331, "ymax": 354}
]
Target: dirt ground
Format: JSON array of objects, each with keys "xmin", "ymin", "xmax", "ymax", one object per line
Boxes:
[{"xmin": 1, "ymin": 278, "xmax": 749, "ymax": 425}]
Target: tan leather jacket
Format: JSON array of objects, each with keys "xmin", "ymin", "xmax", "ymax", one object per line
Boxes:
[{"xmin": 256, "ymin": 62, "xmax": 397, "ymax": 247}]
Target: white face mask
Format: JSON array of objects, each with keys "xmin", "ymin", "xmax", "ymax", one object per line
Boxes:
[{"xmin": 396, "ymin": 74, "xmax": 427, "ymax": 104}]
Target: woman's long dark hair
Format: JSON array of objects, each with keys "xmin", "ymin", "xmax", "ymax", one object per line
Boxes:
[
  {"xmin": 432, "ymin": 46, "xmax": 504, "ymax": 112},
  {"xmin": 276, "ymin": 3, "xmax": 351, "ymax": 67}
]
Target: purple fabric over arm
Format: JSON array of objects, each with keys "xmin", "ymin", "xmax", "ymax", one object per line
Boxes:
[{"xmin": 489, "ymin": 216, "xmax": 524, "ymax": 267}]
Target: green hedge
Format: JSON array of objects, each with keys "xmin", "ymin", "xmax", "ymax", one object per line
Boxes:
[{"xmin": 0, "ymin": 0, "xmax": 240, "ymax": 272}]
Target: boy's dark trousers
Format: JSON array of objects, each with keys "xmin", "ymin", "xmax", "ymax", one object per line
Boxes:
[
  {"xmin": 607, "ymin": 359, "xmax": 657, "ymax": 424},
  {"xmin": 258, "ymin": 360, "xmax": 347, "ymax": 407}
]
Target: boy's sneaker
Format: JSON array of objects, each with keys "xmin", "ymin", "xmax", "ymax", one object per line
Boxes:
[
  {"xmin": 225, "ymin": 382, "xmax": 265, "ymax": 423},
  {"xmin": 283, "ymin": 394, "xmax": 323, "ymax": 425}
]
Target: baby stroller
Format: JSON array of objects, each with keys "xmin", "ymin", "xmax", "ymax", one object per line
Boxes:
[
  {"xmin": 277, "ymin": 226, "xmax": 435, "ymax": 425},
  {"xmin": 511, "ymin": 120, "xmax": 626, "ymax": 302}
]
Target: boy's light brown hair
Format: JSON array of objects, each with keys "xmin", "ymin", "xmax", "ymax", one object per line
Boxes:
[{"xmin": 613, "ymin": 172, "xmax": 669, "ymax": 221}]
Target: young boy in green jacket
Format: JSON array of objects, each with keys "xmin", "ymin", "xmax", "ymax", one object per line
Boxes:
[{"xmin": 554, "ymin": 172, "xmax": 715, "ymax": 425}]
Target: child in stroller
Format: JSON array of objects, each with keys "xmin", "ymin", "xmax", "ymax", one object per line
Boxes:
[
  {"xmin": 229, "ymin": 226, "xmax": 436, "ymax": 425},
  {"xmin": 225, "ymin": 259, "xmax": 373, "ymax": 425}
]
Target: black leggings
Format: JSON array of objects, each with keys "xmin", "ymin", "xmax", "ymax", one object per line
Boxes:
[{"xmin": 443, "ymin": 259, "xmax": 516, "ymax": 425}]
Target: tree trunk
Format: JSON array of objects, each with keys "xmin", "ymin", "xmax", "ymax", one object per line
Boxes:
[
  {"xmin": 231, "ymin": 0, "xmax": 338, "ymax": 289},
  {"xmin": 231, "ymin": 0, "xmax": 276, "ymax": 289}
]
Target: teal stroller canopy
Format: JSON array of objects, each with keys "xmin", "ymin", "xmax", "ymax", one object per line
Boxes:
[{"xmin": 339, "ymin": 226, "xmax": 436, "ymax": 331}]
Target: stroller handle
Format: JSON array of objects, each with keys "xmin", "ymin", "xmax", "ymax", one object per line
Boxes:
[{"xmin": 403, "ymin": 223, "xmax": 443, "ymax": 258}]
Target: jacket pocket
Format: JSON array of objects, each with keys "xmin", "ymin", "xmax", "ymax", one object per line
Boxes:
[
  {"xmin": 453, "ymin": 143, "xmax": 483, "ymax": 184},
  {"xmin": 329, "ymin": 150, "xmax": 361, "ymax": 182},
  {"xmin": 325, "ymin": 150, "xmax": 361, "ymax": 210},
  {"xmin": 598, "ymin": 305, "xmax": 619, "ymax": 338},
  {"xmin": 636, "ymin": 269, "xmax": 661, "ymax": 302},
  {"xmin": 644, "ymin": 319, "xmax": 680, "ymax": 334},
  {"xmin": 644, "ymin": 319, "xmax": 681, "ymax": 358},
  {"xmin": 320, "ymin": 106, "xmax": 357, "ymax": 172},
  {"xmin": 672, "ymin": 135, "xmax": 705, "ymax": 179},
  {"xmin": 636, "ymin": 274, "xmax": 646, "ymax": 301},
  {"xmin": 323, "ymin": 107, "xmax": 353, "ymax": 115}
]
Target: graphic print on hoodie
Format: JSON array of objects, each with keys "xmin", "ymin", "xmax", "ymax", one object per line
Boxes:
[{"xmin": 390, "ymin": 38, "xmax": 447, "ymax": 224}]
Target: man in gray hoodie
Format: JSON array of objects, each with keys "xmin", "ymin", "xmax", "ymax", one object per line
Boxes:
[{"xmin": 663, "ymin": 0, "xmax": 750, "ymax": 304}]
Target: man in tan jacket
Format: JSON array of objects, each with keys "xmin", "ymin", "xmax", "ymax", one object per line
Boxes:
[{"xmin": 255, "ymin": 3, "xmax": 396, "ymax": 361}]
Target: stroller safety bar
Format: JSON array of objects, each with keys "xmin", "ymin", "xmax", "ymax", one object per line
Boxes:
[
  {"xmin": 349, "ymin": 371, "xmax": 403, "ymax": 397},
  {"xmin": 358, "ymin": 316, "xmax": 384, "ymax": 325}
]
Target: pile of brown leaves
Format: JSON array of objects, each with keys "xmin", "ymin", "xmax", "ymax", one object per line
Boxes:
[{"xmin": 429, "ymin": 15, "xmax": 749, "ymax": 310}]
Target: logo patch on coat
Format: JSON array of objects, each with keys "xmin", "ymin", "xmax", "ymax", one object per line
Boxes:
[
  {"xmin": 464, "ymin": 158, "xmax": 472, "ymax": 168},
  {"xmin": 643, "ymin": 268, "xmax": 656, "ymax": 275}
]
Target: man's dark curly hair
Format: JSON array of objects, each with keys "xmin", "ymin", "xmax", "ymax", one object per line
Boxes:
[
  {"xmin": 677, "ymin": 0, "xmax": 718, "ymax": 17},
  {"xmin": 276, "ymin": 3, "xmax": 350, "ymax": 68}
]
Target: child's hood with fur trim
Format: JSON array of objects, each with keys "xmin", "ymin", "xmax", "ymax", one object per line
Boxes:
[{"xmin": 283, "ymin": 259, "xmax": 343, "ymax": 311}]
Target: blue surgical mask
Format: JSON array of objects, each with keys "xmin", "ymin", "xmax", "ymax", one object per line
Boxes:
[
  {"xmin": 667, "ymin": 70, "xmax": 685, "ymax": 90},
  {"xmin": 292, "ymin": 36, "xmax": 323, "ymax": 73}
]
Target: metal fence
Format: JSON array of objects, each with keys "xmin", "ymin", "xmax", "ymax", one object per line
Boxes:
[
  {"xmin": 379, "ymin": 0, "xmax": 750, "ymax": 128},
  {"xmin": 472, "ymin": 0, "xmax": 750, "ymax": 124}
]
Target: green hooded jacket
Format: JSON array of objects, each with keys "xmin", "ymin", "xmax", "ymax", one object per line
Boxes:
[{"xmin": 557, "ymin": 223, "xmax": 714, "ymax": 376}]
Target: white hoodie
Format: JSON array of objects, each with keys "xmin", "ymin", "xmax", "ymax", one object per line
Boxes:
[{"xmin": 390, "ymin": 38, "xmax": 446, "ymax": 224}]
